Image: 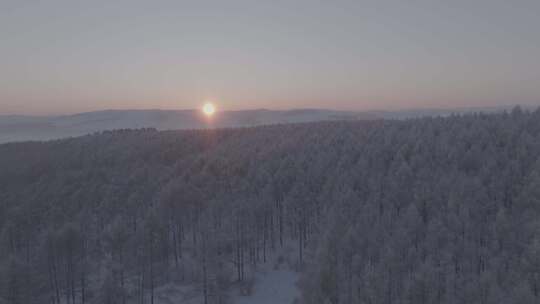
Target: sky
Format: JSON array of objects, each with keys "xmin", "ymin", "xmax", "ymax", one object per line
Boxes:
[{"xmin": 1, "ymin": 0, "xmax": 539, "ymax": 115}]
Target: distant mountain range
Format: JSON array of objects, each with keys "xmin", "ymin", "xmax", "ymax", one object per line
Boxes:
[
  {"xmin": 0, "ymin": 105, "xmax": 534, "ymax": 143},
  {"xmin": 0, "ymin": 109, "xmax": 374, "ymax": 143}
]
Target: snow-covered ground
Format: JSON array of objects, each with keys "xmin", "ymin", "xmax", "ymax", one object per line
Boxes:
[
  {"xmin": 233, "ymin": 242, "xmax": 300, "ymax": 304},
  {"xmin": 151, "ymin": 268, "xmax": 299, "ymax": 304},
  {"xmin": 153, "ymin": 283, "xmax": 202, "ymax": 304},
  {"xmin": 151, "ymin": 244, "xmax": 301, "ymax": 304},
  {"xmin": 234, "ymin": 267, "xmax": 299, "ymax": 304},
  {"xmin": 152, "ymin": 262, "xmax": 300, "ymax": 304}
]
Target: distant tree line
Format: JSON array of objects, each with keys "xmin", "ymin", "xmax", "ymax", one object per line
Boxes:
[{"xmin": 1, "ymin": 107, "xmax": 540, "ymax": 304}]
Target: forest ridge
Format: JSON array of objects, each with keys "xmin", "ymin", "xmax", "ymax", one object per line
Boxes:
[{"xmin": 1, "ymin": 107, "xmax": 540, "ymax": 304}]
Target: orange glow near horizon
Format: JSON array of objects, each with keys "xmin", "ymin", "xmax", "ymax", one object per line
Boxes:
[{"xmin": 202, "ymin": 102, "xmax": 216, "ymax": 117}]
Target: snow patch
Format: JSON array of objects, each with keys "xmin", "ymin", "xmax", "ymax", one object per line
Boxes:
[{"xmin": 234, "ymin": 268, "xmax": 299, "ymax": 304}]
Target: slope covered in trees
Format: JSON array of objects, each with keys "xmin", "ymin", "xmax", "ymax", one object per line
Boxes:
[{"xmin": 1, "ymin": 107, "xmax": 540, "ymax": 304}]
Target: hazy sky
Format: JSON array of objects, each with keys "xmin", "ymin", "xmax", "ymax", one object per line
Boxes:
[{"xmin": 1, "ymin": 0, "xmax": 539, "ymax": 115}]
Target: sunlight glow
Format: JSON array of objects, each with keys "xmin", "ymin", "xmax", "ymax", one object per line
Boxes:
[{"xmin": 202, "ymin": 102, "xmax": 216, "ymax": 117}]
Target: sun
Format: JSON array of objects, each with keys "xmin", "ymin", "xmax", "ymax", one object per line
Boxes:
[{"xmin": 202, "ymin": 102, "xmax": 216, "ymax": 117}]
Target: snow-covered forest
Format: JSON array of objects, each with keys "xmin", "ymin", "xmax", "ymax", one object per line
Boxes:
[{"xmin": 1, "ymin": 107, "xmax": 540, "ymax": 304}]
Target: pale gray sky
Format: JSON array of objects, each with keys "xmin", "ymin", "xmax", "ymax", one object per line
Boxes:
[{"xmin": 1, "ymin": 0, "xmax": 539, "ymax": 114}]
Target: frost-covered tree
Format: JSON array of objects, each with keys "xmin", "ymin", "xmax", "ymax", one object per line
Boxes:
[{"xmin": 0, "ymin": 107, "xmax": 539, "ymax": 303}]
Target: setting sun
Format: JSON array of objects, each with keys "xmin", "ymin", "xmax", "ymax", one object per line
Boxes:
[{"xmin": 202, "ymin": 102, "xmax": 216, "ymax": 117}]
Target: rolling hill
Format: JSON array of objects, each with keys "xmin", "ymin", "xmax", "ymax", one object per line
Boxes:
[{"xmin": 0, "ymin": 109, "xmax": 374, "ymax": 143}]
